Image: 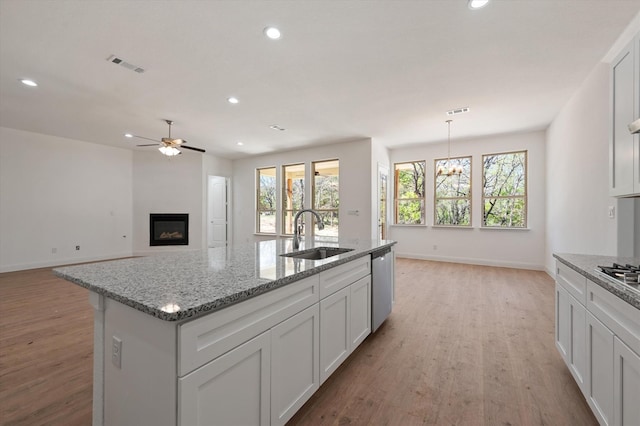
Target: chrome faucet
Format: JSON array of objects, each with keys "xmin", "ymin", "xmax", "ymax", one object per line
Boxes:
[{"xmin": 293, "ymin": 209, "xmax": 324, "ymax": 250}]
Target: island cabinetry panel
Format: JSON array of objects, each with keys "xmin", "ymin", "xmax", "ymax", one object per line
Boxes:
[
  {"xmin": 610, "ymin": 32, "xmax": 639, "ymax": 197},
  {"xmin": 350, "ymin": 274, "xmax": 371, "ymax": 349},
  {"xmin": 178, "ymin": 331, "xmax": 271, "ymax": 426},
  {"xmin": 319, "ymin": 255, "xmax": 370, "ymax": 299},
  {"xmin": 179, "ymin": 274, "xmax": 320, "ymax": 376},
  {"xmin": 270, "ymin": 304, "xmax": 320, "ymax": 426},
  {"xmin": 320, "ymin": 286, "xmax": 350, "ymax": 383},
  {"xmin": 319, "ymin": 262, "xmax": 372, "ymax": 384}
]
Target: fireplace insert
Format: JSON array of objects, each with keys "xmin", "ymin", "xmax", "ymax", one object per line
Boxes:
[{"xmin": 150, "ymin": 213, "xmax": 189, "ymax": 246}]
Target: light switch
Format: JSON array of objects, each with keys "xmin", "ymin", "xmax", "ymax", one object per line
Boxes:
[{"xmin": 608, "ymin": 206, "xmax": 615, "ymax": 219}]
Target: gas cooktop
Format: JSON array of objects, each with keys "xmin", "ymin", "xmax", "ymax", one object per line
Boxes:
[{"xmin": 595, "ymin": 263, "xmax": 640, "ymax": 293}]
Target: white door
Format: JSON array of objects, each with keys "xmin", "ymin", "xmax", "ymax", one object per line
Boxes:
[{"xmin": 208, "ymin": 176, "xmax": 228, "ymax": 248}]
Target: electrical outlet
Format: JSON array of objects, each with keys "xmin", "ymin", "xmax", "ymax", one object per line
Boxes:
[
  {"xmin": 608, "ymin": 206, "xmax": 615, "ymax": 219},
  {"xmin": 112, "ymin": 336, "xmax": 122, "ymax": 369},
  {"xmin": 75, "ymin": 245, "xmax": 80, "ymax": 251}
]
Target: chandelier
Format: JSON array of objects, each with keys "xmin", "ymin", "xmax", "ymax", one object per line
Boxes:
[{"xmin": 436, "ymin": 119, "xmax": 463, "ymax": 176}]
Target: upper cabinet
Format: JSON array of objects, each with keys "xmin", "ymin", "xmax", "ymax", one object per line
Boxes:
[{"xmin": 610, "ymin": 32, "xmax": 640, "ymax": 197}]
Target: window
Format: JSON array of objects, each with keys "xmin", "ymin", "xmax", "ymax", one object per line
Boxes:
[
  {"xmin": 256, "ymin": 167, "xmax": 277, "ymax": 233},
  {"xmin": 282, "ymin": 163, "xmax": 305, "ymax": 235},
  {"xmin": 394, "ymin": 161, "xmax": 425, "ymax": 225},
  {"xmin": 482, "ymin": 151, "xmax": 527, "ymax": 228},
  {"xmin": 312, "ymin": 159, "xmax": 339, "ymax": 237},
  {"xmin": 434, "ymin": 156, "xmax": 471, "ymax": 226}
]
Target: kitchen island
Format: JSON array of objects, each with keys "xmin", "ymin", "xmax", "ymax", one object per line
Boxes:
[
  {"xmin": 54, "ymin": 238, "xmax": 396, "ymax": 426},
  {"xmin": 553, "ymin": 253, "xmax": 639, "ymax": 426}
]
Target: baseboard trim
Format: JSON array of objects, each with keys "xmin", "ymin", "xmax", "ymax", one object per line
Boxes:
[
  {"xmin": 0, "ymin": 252, "xmax": 133, "ymax": 273},
  {"xmin": 395, "ymin": 252, "xmax": 545, "ymax": 271}
]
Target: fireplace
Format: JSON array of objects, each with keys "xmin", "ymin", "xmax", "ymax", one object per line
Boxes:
[{"xmin": 150, "ymin": 213, "xmax": 189, "ymax": 246}]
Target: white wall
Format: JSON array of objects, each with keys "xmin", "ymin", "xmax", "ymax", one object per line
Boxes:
[
  {"xmin": 231, "ymin": 139, "xmax": 373, "ymax": 244},
  {"xmin": 545, "ymin": 63, "xmax": 620, "ymax": 273},
  {"xmin": 388, "ymin": 130, "xmax": 546, "ymax": 270},
  {"xmin": 0, "ymin": 127, "xmax": 133, "ymax": 272},
  {"xmin": 545, "ymin": 19, "xmax": 640, "ymax": 273},
  {"xmin": 131, "ymin": 151, "xmax": 212, "ymax": 254}
]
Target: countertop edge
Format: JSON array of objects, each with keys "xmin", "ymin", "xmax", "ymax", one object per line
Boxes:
[
  {"xmin": 553, "ymin": 253, "xmax": 640, "ymax": 310},
  {"xmin": 54, "ymin": 241, "xmax": 397, "ymax": 322}
]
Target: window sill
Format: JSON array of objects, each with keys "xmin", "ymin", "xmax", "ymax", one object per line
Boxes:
[
  {"xmin": 431, "ymin": 225, "xmax": 473, "ymax": 229},
  {"xmin": 390, "ymin": 224, "xmax": 427, "ymax": 227},
  {"xmin": 478, "ymin": 227, "xmax": 530, "ymax": 231}
]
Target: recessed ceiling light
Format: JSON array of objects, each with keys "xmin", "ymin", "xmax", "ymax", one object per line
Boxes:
[
  {"xmin": 228, "ymin": 97, "xmax": 239, "ymax": 104},
  {"xmin": 20, "ymin": 79, "xmax": 38, "ymax": 87},
  {"xmin": 236, "ymin": 142, "xmax": 244, "ymax": 146},
  {"xmin": 124, "ymin": 133, "xmax": 133, "ymax": 138},
  {"xmin": 468, "ymin": 0, "xmax": 489, "ymax": 9},
  {"xmin": 270, "ymin": 125, "xmax": 285, "ymax": 131},
  {"xmin": 264, "ymin": 27, "xmax": 281, "ymax": 40}
]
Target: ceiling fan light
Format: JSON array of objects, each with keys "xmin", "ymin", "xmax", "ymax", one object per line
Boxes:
[{"xmin": 159, "ymin": 146, "xmax": 181, "ymax": 156}]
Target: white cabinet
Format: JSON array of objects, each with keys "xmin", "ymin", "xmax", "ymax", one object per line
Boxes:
[
  {"xmin": 319, "ymin": 268, "xmax": 372, "ymax": 384},
  {"xmin": 614, "ymin": 336, "xmax": 640, "ymax": 426},
  {"xmin": 271, "ymin": 304, "xmax": 320, "ymax": 426},
  {"xmin": 179, "ymin": 331, "xmax": 271, "ymax": 426},
  {"xmin": 555, "ymin": 283, "xmax": 587, "ymax": 392},
  {"xmin": 555, "ymin": 260, "xmax": 640, "ymax": 426},
  {"xmin": 610, "ymin": 32, "xmax": 639, "ymax": 197},
  {"xmin": 586, "ymin": 311, "xmax": 614, "ymax": 426},
  {"xmin": 350, "ymin": 275, "xmax": 371, "ymax": 348},
  {"xmin": 320, "ymin": 286, "xmax": 350, "ymax": 383}
]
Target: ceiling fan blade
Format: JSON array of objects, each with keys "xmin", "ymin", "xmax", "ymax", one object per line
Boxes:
[
  {"xmin": 132, "ymin": 135, "xmax": 161, "ymax": 143},
  {"xmin": 136, "ymin": 144, "xmax": 159, "ymax": 147},
  {"xmin": 180, "ymin": 145, "xmax": 206, "ymax": 153}
]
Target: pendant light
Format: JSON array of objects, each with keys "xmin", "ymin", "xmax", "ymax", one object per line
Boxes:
[{"xmin": 436, "ymin": 120, "xmax": 463, "ymax": 177}]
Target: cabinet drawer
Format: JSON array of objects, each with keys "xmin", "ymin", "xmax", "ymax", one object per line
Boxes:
[
  {"xmin": 556, "ymin": 261, "xmax": 587, "ymax": 306},
  {"xmin": 587, "ymin": 280, "xmax": 640, "ymax": 356},
  {"xmin": 178, "ymin": 274, "xmax": 319, "ymax": 376},
  {"xmin": 319, "ymin": 255, "xmax": 371, "ymax": 299}
]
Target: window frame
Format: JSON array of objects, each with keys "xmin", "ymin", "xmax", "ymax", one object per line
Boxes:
[
  {"xmin": 312, "ymin": 159, "xmax": 339, "ymax": 237},
  {"xmin": 433, "ymin": 156, "xmax": 472, "ymax": 227},
  {"xmin": 281, "ymin": 163, "xmax": 306, "ymax": 236},
  {"xmin": 256, "ymin": 166, "xmax": 277, "ymax": 234},
  {"xmin": 393, "ymin": 160, "xmax": 426, "ymax": 225},
  {"xmin": 481, "ymin": 150, "xmax": 528, "ymax": 228}
]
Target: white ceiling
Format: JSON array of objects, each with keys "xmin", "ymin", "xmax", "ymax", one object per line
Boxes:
[{"xmin": 1, "ymin": 0, "xmax": 639, "ymax": 159}]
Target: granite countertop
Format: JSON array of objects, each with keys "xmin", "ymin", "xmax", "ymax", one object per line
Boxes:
[
  {"xmin": 553, "ymin": 253, "xmax": 640, "ymax": 310},
  {"xmin": 54, "ymin": 238, "xmax": 396, "ymax": 322}
]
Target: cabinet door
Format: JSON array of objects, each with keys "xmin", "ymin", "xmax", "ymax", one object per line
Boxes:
[
  {"xmin": 610, "ymin": 37, "xmax": 638, "ymax": 196},
  {"xmin": 320, "ymin": 286, "xmax": 350, "ymax": 384},
  {"xmin": 587, "ymin": 311, "xmax": 614, "ymax": 426},
  {"xmin": 271, "ymin": 304, "xmax": 320, "ymax": 426},
  {"xmin": 179, "ymin": 331, "xmax": 271, "ymax": 426},
  {"xmin": 350, "ymin": 275, "xmax": 371, "ymax": 349},
  {"xmin": 614, "ymin": 337, "xmax": 640, "ymax": 426},
  {"xmin": 555, "ymin": 284, "xmax": 587, "ymax": 393},
  {"xmin": 556, "ymin": 283, "xmax": 571, "ymax": 362}
]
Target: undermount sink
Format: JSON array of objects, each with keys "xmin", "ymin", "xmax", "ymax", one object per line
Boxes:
[{"xmin": 280, "ymin": 247, "xmax": 354, "ymax": 260}]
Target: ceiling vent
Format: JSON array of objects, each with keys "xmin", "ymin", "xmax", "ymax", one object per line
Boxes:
[
  {"xmin": 446, "ymin": 107, "xmax": 470, "ymax": 116},
  {"xmin": 106, "ymin": 54, "xmax": 145, "ymax": 73}
]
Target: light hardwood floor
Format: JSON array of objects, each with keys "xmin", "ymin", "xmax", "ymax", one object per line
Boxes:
[{"xmin": 0, "ymin": 258, "xmax": 596, "ymax": 426}]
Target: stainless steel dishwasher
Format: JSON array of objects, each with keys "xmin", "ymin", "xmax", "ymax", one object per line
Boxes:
[{"xmin": 371, "ymin": 246, "xmax": 393, "ymax": 332}]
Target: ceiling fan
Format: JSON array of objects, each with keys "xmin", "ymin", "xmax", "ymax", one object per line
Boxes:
[{"xmin": 128, "ymin": 120, "xmax": 206, "ymax": 156}]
